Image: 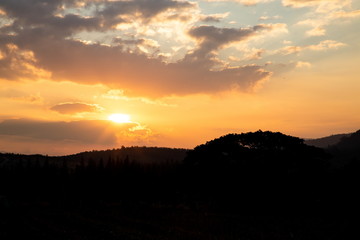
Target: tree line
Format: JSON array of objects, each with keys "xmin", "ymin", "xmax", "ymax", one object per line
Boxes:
[{"xmin": 0, "ymin": 130, "xmax": 359, "ymax": 213}]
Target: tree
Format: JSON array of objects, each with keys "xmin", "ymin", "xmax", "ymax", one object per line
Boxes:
[{"xmin": 183, "ymin": 131, "xmax": 329, "ymax": 210}]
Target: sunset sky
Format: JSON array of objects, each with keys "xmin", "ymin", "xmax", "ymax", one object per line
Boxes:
[{"xmin": 0, "ymin": 0, "xmax": 359, "ymax": 155}]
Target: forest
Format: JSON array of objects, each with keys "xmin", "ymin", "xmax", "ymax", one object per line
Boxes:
[{"xmin": 0, "ymin": 130, "xmax": 359, "ymax": 239}]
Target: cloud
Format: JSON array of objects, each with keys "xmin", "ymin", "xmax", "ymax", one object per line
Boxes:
[
  {"xmin": 97, "ymin": 0, "xmax": 196, "ymax": 27},
  {"xmin": 0, "ymin": 0, "xmax": 102, "ymax": 37},
  {"xmin": 0, "ymin": 43, "xmax": 51, "ymax": 80},
  {"xmin": 0, "ymin": 0, "xmax": 275, "ymax": 96},
  {"xmin": 295, "ymin": 61, "xmax": 311, "ymax": 68},
  {"xmin": 112, "ymin": 37, "xmax": 160, "ymax": 54},
  {"xmin": 0, "ymin": 0, "xmax": 196, "ymax": 37},
  {"xmin": 0, "ymin": 118, "xmax": 158, "ymax": 155},
  {"xmin": 263, "ymin": 61, "xmax": 308, "ymax": 75},
  {"xmin": 2, "ymin": 21, "xmax": 273, "ymax": 96},
  {"xmin": 0, "ymin": 119, "xmax": 118, "ymax": 144},
  {"xmin": 0, "ymin": 117, "xmax": 154, "ymax": 143},
  {"xmin": 0, "ymin": 118, "xmax": 156, "ymax": 155},
  {"xmin": 277, "ymin": 40, "xmax": 346, "ymax": 55},
  {"xmin": 199, "ymin": 12, "xmax": 230, "ymax": 23},
  {"xmin": 13, "ymin": 94, "xmax": 43, "ymax": 104},
  {"xmin": 203, "ymin": 0, "xmax": 274, "ymax": 6},
  {"xmin": 282, "ymin": 0, "xmax": 349, "ymax": 9},
  {"xmin": 287, "ymin": 0, "xmax": 359, "ymax": 36},
  {"xmin": 186, "ymin": 24, "xmax": 277, "ymax": 61},
  {"xmin": 244, "ymin": 48, "xmax": 265, "ymax": 60},
  {"xmin": 228, "ymin": 48, "xmax": 265, "ymax": 63},
  {"xmin": 282, "ymin": 0, "xmax": 322, "ymax": 8},
  {"xmin": 50, "ymin": 102, "xmax": 104, "ymax": 114},
  {"xmin": 306, "ymin": 40, "xmax": 346, "ymax": 50},
  {"xmin": 259, "ymin": 15, "xmax": 282, "ymax": 21},
  {"xmin": 333, "ymin": 10, "xmax": 360, "ymax": 18},
  {"xmin": 101, "ymin": 89, "xmax": 176, "ymax": 107}
]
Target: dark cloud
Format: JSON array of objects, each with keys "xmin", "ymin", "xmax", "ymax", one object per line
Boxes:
[
  {"xmin": 112, "ymin": 37, "xmax": 159, "ymax": 53},
  {"xmin": 46, "ymin": 14, "xmax": 102, "ymax": 36},
  {"xmin": 50, "ymin": 102, "xmax": 103, "ymax": 114},
  {"xmin": 186, "ymin": 25, "xmax": 270, "ymax": 60},
  {"xmin": 1, "ymin": 3, "xmax": 101, "ymax": 38},
  {"xmin": 6, "ymin": 36, "xmax": 269, "ymax": 95},
  {"xmin": 0, "ymin": 42, "xmax": 49, "ymax": 80},
  {"xmin": 199, "ymin": 13, "xmax": 229, "ymax": 23},
  {"xmin": 0, "ymin": 118, "xmax": 135, "ymax": 144},
  {"xmin": 1, "ymin": 29, "xmax": 271, "ymax": 96},
  {"xmin": 200, "ymin": 16, "xmax": 222, "ymax": 23},
  {"xmin": 1, "ymin": 0, "xmax": 193, "ymax": 37},
  {"xmin": 0, "ymin": 0, "xmax": 272, "ymax": 96},
  {"xmin": 97, "ymin": 0, "xmax": 195, "ymax": 26},
  {"xmin": 0, "ymin": 0, "xmax": 63, "ymax": 23},
  {"xmin": 113, "ymin": 38, "xmax": 146, "ymax": 46},
  {"xmin": 0, "ymin": 0, "xmax": 100, "ymax": 36},
  {"xmin": 0, "ymin": 117, "xmax": 158, "ymax": 155},
  {"xmin": 0, "ymin": 118, "xmax": 157, "ymax": 155}
]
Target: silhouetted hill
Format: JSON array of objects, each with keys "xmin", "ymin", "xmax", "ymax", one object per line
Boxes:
[
  {"xmin": 325, "ymin": 130, "xmax": 360, "ymax": 167},
  {"xmin": 332, "ymin": 129, "xmax": 360, "ymax": 152},
  {"xmin": 183, "ymin": 130, "xmax": 332, "ymax": 212},
  {"xmin": 305, "ymin": 132, "xmax": 352, "ymax": 148},
  {"xmin": 0, "ymin": 146, "xmax": 187, "ymax": 169},
  {"xmin": 185, "ymin": 130, "xmax": 328, "ymax": 172}
]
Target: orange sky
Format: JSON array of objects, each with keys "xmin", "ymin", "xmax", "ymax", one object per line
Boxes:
[{"xmin": 0, "ymin": 0, "xmax": 359, "ymax": 155}]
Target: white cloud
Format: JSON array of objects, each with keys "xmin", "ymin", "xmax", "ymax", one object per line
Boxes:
[
  {"xmin": 290, "ymin": 0, "xmax": 359, "ymax": 36},
  {"xmin": 295, "ymin": 61, "xmax": 312, "ymax": 68},
  {"xmin": 277, "ymin": 40, "xmax": 346, "ymax": 55},
  {"xmin": 203, "ymin": 0, "xmax": 274, "ymax": 6}
]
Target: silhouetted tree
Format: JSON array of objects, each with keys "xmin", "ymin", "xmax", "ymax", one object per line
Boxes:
[{"xmin": 183, "ymin": 130, "xmax": 330, "ymax": 212}]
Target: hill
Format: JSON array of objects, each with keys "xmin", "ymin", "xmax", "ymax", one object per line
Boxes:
[
  {"xmin": 0, "ymin": 146, "xmax": 188, "ymax": 169},
  {"xmin": 304, "ymin": 133, "xmax": 351, "ymax": 148},
  {"xmin": 325, "ymin": 130, "xmax": 360, "ymax": 167},
  {"xmin": 331, "ymin": 129, "xmax": 360, "ymax": 152},
  {"xmin": 303, "ymin": 130, "xmax": 360, "ymax": 168}
]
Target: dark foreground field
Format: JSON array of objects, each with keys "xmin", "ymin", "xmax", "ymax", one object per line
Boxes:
[{"xmin": 1, "ymin": 202, "xmax": 356, "ymax": 240}]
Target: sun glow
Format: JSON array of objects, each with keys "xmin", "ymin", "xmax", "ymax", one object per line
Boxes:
[{"xmin": 108, "ymin": 113, "xmax": 131, "ymax": 123}]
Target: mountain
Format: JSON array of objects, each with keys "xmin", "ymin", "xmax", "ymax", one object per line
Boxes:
[
  {"xmin": 305, "ymin": 130, "xmax": 360, "ymax": 168},
  {"xmin": 332, "ymin": 129, "xmax": 360, "ymax": 151},
  {"xmin": 305, "ymin": 133, "xmax": 352, "ymax": 148},
  {"xmin": 327, "ymin": 130, "xmax": 360, "ymax": 163}
]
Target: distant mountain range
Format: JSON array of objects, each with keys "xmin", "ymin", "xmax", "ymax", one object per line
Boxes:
[
  {"xmin": 305, "ymin": 129, "xmax": 360, "ymax": 168},
  {"xmin": 305, "ymin": 133, "xmax": 351, "ymax": 148},
  {"xmin": 305, "ymin": 133, "xmax": 352, "ymax": 148}
]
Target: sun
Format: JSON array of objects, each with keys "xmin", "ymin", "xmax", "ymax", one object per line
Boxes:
[{"xmin": 108, "ymin": 113, "xmax": 131, "ymax": 123}]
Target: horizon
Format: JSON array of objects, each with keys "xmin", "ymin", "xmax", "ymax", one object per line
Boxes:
[
  {"xmin": 0, "ymin": 128, "xmax": 355, "ymax": 157},
  {"xmin": 1, "ymin": 0, "xmax": 359, "ymax": 156}
]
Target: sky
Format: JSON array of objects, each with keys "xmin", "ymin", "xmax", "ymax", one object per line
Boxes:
[{"xmin": 0, "ymin": 0, "xmax": 359, "ymax": 155}]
